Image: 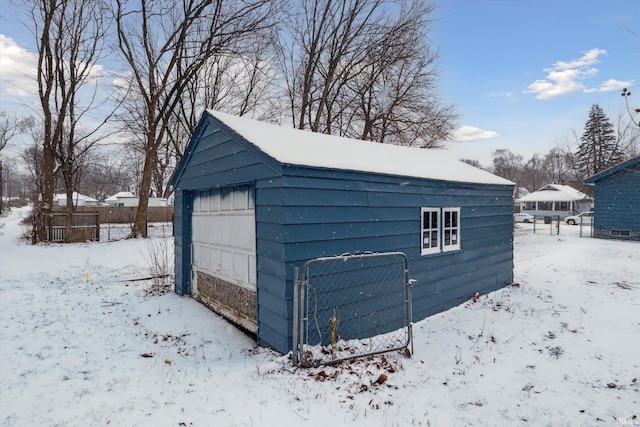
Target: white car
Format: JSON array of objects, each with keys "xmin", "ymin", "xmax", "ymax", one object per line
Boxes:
[
  {"xmin": 514, "ymin": 213, "xmax": 535, "ymax": 223},
  {"xmin": 565, "ymin": 212, "xmax": 593, "ymax": 225}
]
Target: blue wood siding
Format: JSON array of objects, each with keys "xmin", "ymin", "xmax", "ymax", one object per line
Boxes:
[
  {"xmin": 173, "ymin": 190, "xmax": 191, "ymax": 296},
  {"xmin": 592, "ymin": 164, "xmax": 640, "ymax": 240},
  {"xmin": 268, "ymin": 167, "xmax": 514, "ymax": 352},
  {"xmin": 255, "ymin": 180, "xmax": 291, "ymax": 350}
]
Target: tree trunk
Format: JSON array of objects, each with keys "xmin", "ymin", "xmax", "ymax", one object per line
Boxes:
[
  {"xmin": 64, "ymin": 188, "xmax": 75, "ymax": 243},
  {"xmin": 38, "ymin": 139, "xmax": 56, "ymax": 242},
  {"xmin": 130, "ymin": 139, "xmax": 155, "ymax": 238}
]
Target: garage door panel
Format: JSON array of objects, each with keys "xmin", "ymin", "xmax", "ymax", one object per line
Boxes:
[
  {"xmin": 209, "ymin": 247, "xmax": 220, "ymax": 272},
  {"xmin": 208, "ymin": 190, "xmax": 221, "ymax": 211},
  {"xmin": 193, "ymin": 213, "xmax": 254, "ymax": 248},
  {"xmin": 192, "ymin": 185, "xmax": 256, "ymax": 290}
]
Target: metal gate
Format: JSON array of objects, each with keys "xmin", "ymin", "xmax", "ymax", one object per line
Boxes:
[{"xmin": 293, "ymin": 252, "xmax": 413, "ymax": 367}]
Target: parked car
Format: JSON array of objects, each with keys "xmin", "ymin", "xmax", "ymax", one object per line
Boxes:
[
  {"xmin": 565, "ymin": 212, "xmax": 593, "ymax": 225},
  {"xmin": 514, "ymin": 212, "xmax": 535, "ymax": 223}
]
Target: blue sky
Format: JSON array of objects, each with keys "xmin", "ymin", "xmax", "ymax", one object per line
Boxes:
[
  {"xmin": 0, "ymin": 0, "xmax": 638, "ymax": 166},
  {"xmin": 433, "ymin": 0, "xmax": 638, "ymax": 165}
]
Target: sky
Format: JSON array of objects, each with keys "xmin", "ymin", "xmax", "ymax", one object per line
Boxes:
[
  {"xmin": 0, "ymin": 0, "xmax": 638, "ymax": 167},
  {"xmin": 433, "ymin": 0, "xmax": 638, "ymax": 165}
]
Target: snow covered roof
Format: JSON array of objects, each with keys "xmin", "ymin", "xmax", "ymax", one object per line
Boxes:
[
  {"xmin": 105, "ymin": 191, "xmax": 136, "ymax": 202},
  {"xmin": 53, "ymin": 192, "xmax": 98, "ymax": 203},
  {"xmin": 208, "ymin": 110, "xmax": 513, "ymax": 186},
  {"xmin": 516, "ymin": 184, "xmax": 591, "ymax": 202}
]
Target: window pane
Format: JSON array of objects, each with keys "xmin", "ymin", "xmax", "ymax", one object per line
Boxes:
[
  {"xmin": 442, "ymin": 208, "xmax": 460, "ymax": 251},
  {"xmin": 431, "ymin": 230, "xmax": 438, "ymax": 248},
  {"xmin": 431, "ymin": 212, "xmax": 438, "ymax": 229}
]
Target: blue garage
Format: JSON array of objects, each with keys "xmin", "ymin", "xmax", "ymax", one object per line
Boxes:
[
  {"xmin": 171, "ymin": 110, "xmax": 515, "ymax": 354},
  {"xmin": 584, "ymin": 155, "xmax": 640, "ymax": 241}
]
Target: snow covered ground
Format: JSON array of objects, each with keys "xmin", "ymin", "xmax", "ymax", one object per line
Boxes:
[{"xmin": 1, "ymin": 206, "xmax": 638, "ymax": 427}]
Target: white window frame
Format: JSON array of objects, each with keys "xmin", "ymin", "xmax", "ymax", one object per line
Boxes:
[
  {"xmin": 442, "ymin": 207, "xmax": 461, "ymax": 252},
  {"xmin": 421, "ymin": 207, "xmax": 440, "ymax": 255},
  {"xmin": 421, "ymin": 207, "xmax": 461, "ymax": 255}
]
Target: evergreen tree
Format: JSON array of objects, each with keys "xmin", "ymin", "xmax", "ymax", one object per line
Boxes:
[{"xmin": 576, "ymin": 104, "xmax": 621, "ymax": 176}]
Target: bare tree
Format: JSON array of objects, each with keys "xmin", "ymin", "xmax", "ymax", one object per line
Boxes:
[
  {"xmin": 0, "ymin": 112, "xmax": 32, "ymax": 152},
  {"xmin": 621, "ymin": 87, "xmax": 639, "ymax": 128},
  {"xmin": 615, "ymin": 112, "xmax": 640, "ymax": 158},
  {"xmin": 344, "ymin": 2, "xmax": 456, "ymax": 147},
  {"xmin": 29, "ymin": 0, "xmax": 114, "ymax": 242},
  {"xmin": 491, "ymin": 148, "xmax": 523, "ymax": 183},
  {"xmin": 520, "ymin": 154, "xmax": 546, "ymax": 192},
  {"xmin": 279, "ymin": 0, "xmax": 456, "ymax": 146},
  {"xmin": 281, "ymin": 0, "xmax": 386, "ymax": 133},
  {"xmin": 113, "ymin": 0, "xmax": 276, "ymax": 237},
  {"xmin": 0, "ymin": 111, "xmax": 32, "ymax": 212},
  {"xmin": 18, "ymin": 118, "xmax": 49, "ymax": 196},
  {"xmin": 542, "ymin": 147, "xmax": 574, "ymax": 185},
  {"xmin": 81, "ymin": 149, "xmax": 137, "ymax": 199},
  {"xmin": 460, "ymin": 158, "xmax": 486, "ymax": 170},
  {"xmin": 162, "ymin": 27, "xmax": 279, "ymax": 197},
  {"xmin": 0, "ymin": 157, "xmax": 20, "ymax": 207}
]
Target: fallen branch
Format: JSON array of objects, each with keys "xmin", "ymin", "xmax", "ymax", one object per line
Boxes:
[{"xmin": 117, "ymin": 274, "xmax": 170, "ymax": 283}]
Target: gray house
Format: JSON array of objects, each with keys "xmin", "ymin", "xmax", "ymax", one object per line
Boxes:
[
  {"xmin": 171, "ymin": 110, "xmax": 515, "ymax": 354},
  {"xmin": 584, "ymin": 155, "xmax": 640, "ymax": 241}
]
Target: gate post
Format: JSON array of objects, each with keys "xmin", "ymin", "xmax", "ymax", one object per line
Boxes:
[{"xmin": 292, "ymin": 266, "xmax": 303, "ymax": 365}]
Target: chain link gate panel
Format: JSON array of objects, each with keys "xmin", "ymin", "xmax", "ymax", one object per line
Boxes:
[{"xmin": 293, "ymin": 252, "xmax": 413, "ymax": 367}]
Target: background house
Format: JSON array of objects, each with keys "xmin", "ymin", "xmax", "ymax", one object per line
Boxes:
[
  {"xmin": 104, "ymin": 191, "xmax": 168, "ymax": 207},
  {"xmin": 171, "ymin": 110, "xmax": 515, "ymax": 354},
  {"xmin": 516, "ymin": 184, "xmax": 592, "ymax": 218},
  {"xmin": 104, "ymin": 191, "xmax": 136, "ymax": 206},
  {"xmin": 584, "ymin": 155, "xmax": 640, "ymax": 241},
  {"xmin": 53, "ymin": 192, "xmax": 98, "ymax": 207}
]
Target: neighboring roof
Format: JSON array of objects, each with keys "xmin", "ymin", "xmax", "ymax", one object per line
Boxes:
[
  {"xmin": 202, "ymin": 110, "xmax": 513, "ymax": 186},
  {"xmin": 584, "ymin": 155, "xmax": 640, "ymax": 185},
  {"xmin": 53, "ymin": 192, "xmax": 98, "ymax": 202},
  {"xmin": 105, "ymin": 191, "xmax": 136, "ymax": 202},
  {"xmin": 516, "ymin": 184, "xmax": 591, "ymax": 202}
]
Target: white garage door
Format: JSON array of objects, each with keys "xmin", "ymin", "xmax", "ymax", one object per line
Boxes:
[{"xmin": 191, "ymin": 185, "xmax": 256, "ymax": 290}]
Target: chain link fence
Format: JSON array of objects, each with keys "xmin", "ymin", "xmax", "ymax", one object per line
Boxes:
[{"xmin": 293, "ymin": 252, "xmax": 413, "ymax": 367}]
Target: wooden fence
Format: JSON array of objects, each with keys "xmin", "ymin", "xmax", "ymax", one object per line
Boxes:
[
  {"xmin": 47, "ymin": 211, "xmax": 100, "ymax": 243},
  {"xmin": 46, "ymin": 206, "xmax": 174, "ymax": 242},
  {"xmin": 67, "ymin": 206, "xmax": 174, "ymax": 224}
]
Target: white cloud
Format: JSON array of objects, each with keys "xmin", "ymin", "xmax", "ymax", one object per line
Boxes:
[
  {"xmin": 0, "ymin": 34, "xmax": 38, "ymax": 101},
  {"xmin": 553, "ymin": 48, "xmax": 606, "ymax": 70},
  {"xmin": 524, "ymin": 48, "xmax": 615, "ymax": 100},
  {"xmin": 452, "ymin": 125, "xmax": 499, "ymax": 142},
  {"xmin": 0, "ymin": 33, "xmax": 114, "ymax": 111},
  {"xmin": 584, "ymin": 78, "xmax": 632, "ymax": 94}
]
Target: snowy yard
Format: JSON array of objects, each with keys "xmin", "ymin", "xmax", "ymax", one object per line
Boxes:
[{"xmin": 1, "ymin": 206, "xmax": 638, "ymax": 426}]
